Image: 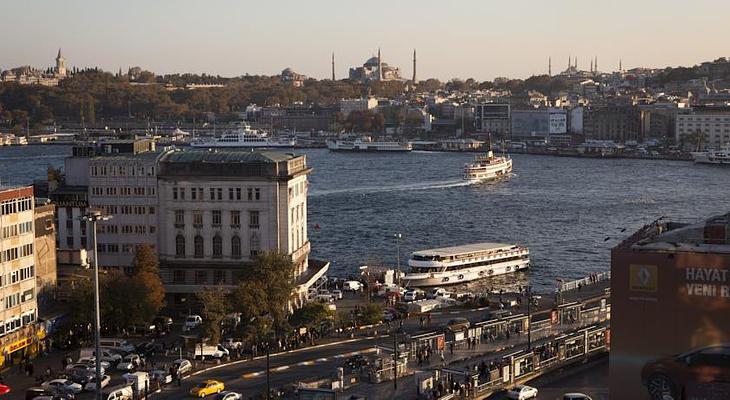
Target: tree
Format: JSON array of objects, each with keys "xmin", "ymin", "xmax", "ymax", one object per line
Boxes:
[
  {"xmin": 66, "ymin": 277, "xmax": 94, "ymax": 327},
  {"xmin": 131, "ymin": 244, "xmax": 159, "ymax": 275},
  {"xmin": 358, "ymin": 303, "xmax": 384, "ymax": 325},
  {"xmin": 289, "ymin": 302, "xmax": 334, "ymax": 331},
  {"xmin": 196, "ymin": 288, "xmax": 229, "ymax": 344}
]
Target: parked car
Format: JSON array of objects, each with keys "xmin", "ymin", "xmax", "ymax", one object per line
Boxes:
[
  {"xmin": 102, "ymin": 384, "xmax": 133, "ymax": 400},
  {"xmin": 66, "ymin": 363, "xmax": 105, "ymax": 377},
  {"xmin": 383, "ymin": 308, "xmax": 402, "ymax": 322},
  {"xmin": 562, "ymin": 394, "xmax": 593, "ymax": 400},
  {"xmin": 215, "ymin": 392, "xmax": 243, "ymax": 400},
  {"xmin": 84, "ymin": 375, "xmax": 111, "ymax": 392},
  {"xmin": 506, "ymin": 385, "xmax": 538, "ymax": 400},
  {"xmin": 98, "ymin": 338, "xmax": 135, "ymax": 353},
  {"xmin": 116, "ymin": 353, "xmax": 142, "ymax": 371},
  {"xmin": 153, "ymin": 315, "xmax": 173, "ymax": 329},
  {"xmin": 79, "ymin": 348, "xmax": 122, "ymax": 364},
  {"xmin": 342, "ymin": 355, "xmax": 370, "ymax": 372},
  {"xmin": 75, "ymin": 357, "xmax": 111, "ymax": 370},
  {"xmin": 403, "ymin": 289, "xmax": 425, "ymax": 302},
  {"xmin": 190, "ymin": 380, "xmax": 225, "ymax": 398},
  {"xmin": 331, "ymin": 289, "xmax": 343, "ymax": 300},
  {"xmin": 446, "ymin": 318, "xmax": 471, "ymax": 333},
  {"xmin": 315, "ymin": 294, "xmax": 334, "ymax": 303},
  {"xmin": 427, "ymin": 288, "xmax": 448, "ymax": 299},
  {"xmin": 222, "ymin": 338, "xmax": 244, "ymax": 350},
  {"xmin": 42, "ymin": 379, "xmax": 84, "ymax": 395},
  {"xmin": 24, "ymin": 386, "xmax": 75, "ymax": 400},
  {"xmin": 183, "ymin": 315, "xmax": 203, "ymax": 331},
  {"xmin": 194, "ymin": 344, "xmax": 230, "ymax": 360},
  {"xmin": 150, "ymin": 369, "xmax": 173, "ymax": 385},
  {"xmin": 343, "ymin": 281, "xmax": 363, "ymax": 292},
  {"xmin": 172, "ymin": 359, "xmax": 193, "ymax": 376}
]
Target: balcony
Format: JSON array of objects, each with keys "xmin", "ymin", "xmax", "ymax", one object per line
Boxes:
[{"xmin": 174, "ymin": 223, "xmax": 185, "ymax": 229}]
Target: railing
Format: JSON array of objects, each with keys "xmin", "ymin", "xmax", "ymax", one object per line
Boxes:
[{"xmin": 558, "ymin": 271, "xmax": 610, "ymax": 292}]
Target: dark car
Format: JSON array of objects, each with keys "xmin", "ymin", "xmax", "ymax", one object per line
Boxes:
[
  {"xmin": 25, "ymin": 386, "xmax": 75, "ymax": 400},
  {"xmin": 641, "ymin": 344, "xmax": 730, "ymax": 400},
  {"xmin": 446, "ymin": 318, "xmax": 471, "ymax": 333}
]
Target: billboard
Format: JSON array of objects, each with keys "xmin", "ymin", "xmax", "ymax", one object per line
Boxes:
[
  {"xmin": 548, "ymin": 112, "xmax": 567, "ymax": 134},
  {"xmin": 610, "ymin": 248, "xmax": 730, "ymax": 399}
]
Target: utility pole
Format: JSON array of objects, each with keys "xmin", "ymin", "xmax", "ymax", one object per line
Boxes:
[
  {"xmin": 393, "ymin": 328, "xmax": 398, "ymax": 391},
  {"xmin": 266, "ymin": 339, "xmax": 271, "ymax": 400},
  {"xmin": 394, "ymin": 233, "xmax": 402, "ymax": 287},
  {"xmin": 81, "ymin": 210, "xmax": 111, "ymax": 400},
  {"xmin": 527, "ymin": 285, "xmax": 532, "ymax": 350}
]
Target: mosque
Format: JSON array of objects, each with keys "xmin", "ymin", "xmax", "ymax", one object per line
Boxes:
[{"xmin": 348, "ymin": 49, "xmax": 403, "ymax": 82}]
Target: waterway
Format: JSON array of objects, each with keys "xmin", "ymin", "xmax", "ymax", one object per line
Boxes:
[{"xmin": 1, "ymin": 145, "xmax": 728, "ymax": 290}]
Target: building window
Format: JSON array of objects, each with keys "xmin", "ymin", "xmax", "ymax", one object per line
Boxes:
[
  {"xmin": 209, "ymin": 188, "xmax": 215, "ymax": 201},
  {"xmin": 212, "ymin": 235, "xmax": 222, "ymax": 258},
  {"xmin": 250, "ymin": 233, "xmax": 260, "ymax": 258},
  {"xmin": 66, "ymin": 236, "xmax": 74, "ymax": 248},
  {"xmin": 149, "ymin": 207, "xmax": 155, "ymax": 215},
  {"xmin": 230, "ymin": 211, "xmax": 240, "ymax": 227},
  {"xmin": 175, "ymin": 235, "xmax": 185, "ymax": 258},
  {"xmin": 236, "ymin": 188, "xmax": 241, "ymax": 200},
  {"xmin": 217, "ymin": 188, "xmax": 223, "ymax": 200},
  {"xmin": 229, "ymin": 188, "xmax": 234, "ymax": 201},
  {"xmin": 173, "ymin": 270, "xmax": 185, "ymax": 284},
  {"xmin": 247, "ymin": 188, "xmax": 253, "ymax": 201},
  {"xmin": 180, "ymin": 187, "xmax": 185, "ymax": 200},
  {"xmin": 249, "ymin": 211, "xmax": 259, "ymax": 228},
  {"xmin": 254, "ymin": 188, "xmax": 260, "ymax": 200},
  {"xmin": 175, "ymin": 210, "xmax": 185, "ymax": 228},
  {"xmin": 195, "ymin": 270, "xmax": 207, "ymax": 284},
  {"xmin": 191, "ymin": 188, "xmax": 198, "ymax": 200},
  {"xmin": 193, "ymin": 211, "xmax": 203, "ymax": 228},
  {"xmin": 214, "ymin": 270, "xmax": 226, "ymax": 284},
  {"xmin": 212, "ymin": 210, "xmax": 222, "ymax": 227},
  {"xmin": 231, "ymin": 235, "xmax": 241, "ymax": 259},
  {"xmin": 194, "ymin": 235, "xmax": 204, "ymax": 258}
]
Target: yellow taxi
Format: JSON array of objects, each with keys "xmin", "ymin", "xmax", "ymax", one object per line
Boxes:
[{"xmin": 190, "ymin": 379, "xmax": 225, "ymax": 397}]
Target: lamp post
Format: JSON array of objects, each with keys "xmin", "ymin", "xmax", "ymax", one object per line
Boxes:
[
  {"xmin": 359, "ymin": 265, "xmax": 370, "ymax": 304},
  {"xmin": 394, "ymin": 233, "xmax": 402, "ymax": 288},
  {"xmin": 392, "ymin": 326, "xmax": 398, "ymax": 391},
  {"xmin": 526, "ymin": 285, "xmax": 532, "ymax": 351},
  {"xmin": 80, "ymin": 210, "xmax": 111, "ymax": 400}
]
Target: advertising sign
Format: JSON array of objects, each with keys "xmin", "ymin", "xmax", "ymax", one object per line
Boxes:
[{"xmin": 548, "ymin": 112, "xmax": 567, "ymax": 134}]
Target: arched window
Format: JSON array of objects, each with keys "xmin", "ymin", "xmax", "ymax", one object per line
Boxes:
[
  {"xmin": 231, "ymin": 235, "xmax": 241, "ymax": 259},
  {"xmin": 175, "ymin": 235, "xmax": 185, "ymax": 257},
  {"xmin": 250, "ymin": 233, "xmax": 260, "ymax": 258},
  {"xmin": 212, "ymin": 234, "xmax": 222, "ymax": 258},
  {"xmin": 194, "ymin": 235, "xmax": 204, "ymax": 258}
]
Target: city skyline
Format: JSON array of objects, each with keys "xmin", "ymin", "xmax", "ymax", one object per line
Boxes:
[{"xmin": 2, "ymin": 0, "xmax": 729, "ymax": 81}]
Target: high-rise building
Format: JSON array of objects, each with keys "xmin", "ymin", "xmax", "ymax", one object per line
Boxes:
[
  {"xmin": 611, "ymin": 213, "xmax": 730, "ymax": 399},
  {"xmin": 0, "ymin": 186, "xmax": 44, "ymax": 369}
]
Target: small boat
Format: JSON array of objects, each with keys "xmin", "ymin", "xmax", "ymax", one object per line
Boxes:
[
  {"xmin": 691, "ymin": 146, "xmax": 730, "ymax": 165},
  {"xmin": 402, "ymin": 242, "xmax": 530, "ymax": 287},
  {"xmin": 463, "ymin": 150, "xmax": 512, "ymax": 183},
  {"xmin": 190, "ymin": 123, "xmax": 295, "ymax": 148},
  {"xmin": 326, "ymin": 138, "xmax": 412, "ymax": 152}
]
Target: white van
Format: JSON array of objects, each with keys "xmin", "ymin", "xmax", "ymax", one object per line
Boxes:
[
  {"xmin": 122, "ymin": 371, "xmax": 150, "ymax": 397},
  {"xmin": 99, "ymin": 338, "xmax": 135, "ymax": 353},
  {"xmin": 343, "ymin": 281, "xmax": 362, "ymax": 292},
  {"xmin": 103, "ymin": 384, "xmax": 134, "ymax": 400}
]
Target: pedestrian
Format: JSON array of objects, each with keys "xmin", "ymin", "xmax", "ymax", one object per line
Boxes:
[{"xmin": 27, "ymin": 362, "xmax": 34, "ymax": 377}]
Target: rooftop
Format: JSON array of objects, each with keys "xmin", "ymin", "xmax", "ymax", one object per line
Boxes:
[
  {"xmin": 159, "ymin": 148, "xmax": 298, "ymax": 164},
  {"xmin": 413, "ymin": 242, "xmax": 516, "ymax": 257},
  {"xmin": 617, "ymin": 213, "xmax": 730, "ymax": 254}
]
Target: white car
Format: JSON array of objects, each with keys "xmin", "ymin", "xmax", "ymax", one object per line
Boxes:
[
  {"xmin": 66, "ymin": 363, "xmax": 105, "ymax": 376},
  {"xmin": 42, "ymin": 379, "xmax": 84, "ymax": 394},
  {"xmin": 76, "ymin": 357, "xmax": 111, "ymax": 370},
  {"xmin": 150, "ymin": 369, "xmax": 173, "ymax": 384},
  {"xmin": 84, "ymin": 374, "xmax": 111, "ymax": 391},
  {"xmin": 506, "ymin": 385, "xmax": 538, "ymax": 400},
  {"xmin": 116, "ymin": 353, "xmax": 142, "ymax": 371},
  {"xmin": 173, "ymin": 358, "xmax": 193, "ymax": 376},
  {"xmin": 216, "ymin": 391, "xmax": 243, "ymax": 400},
  {"xmin": 331, "ymin": 289, "xmax": 343, "ymax": 300},
  {"xmin": 183, "ymin": 315, "xmax": 203, "ymax": 331},
  {"xmin": 563, "ymin": 394, "xmax": 593, "ymax": 400}
]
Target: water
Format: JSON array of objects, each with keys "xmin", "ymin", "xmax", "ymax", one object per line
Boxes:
[{"xmin": 2, "ymin": 145, "xmax": 729, "ymax": 290}]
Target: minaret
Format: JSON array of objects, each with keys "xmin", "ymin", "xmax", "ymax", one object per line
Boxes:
[
  {"xmin": 575, "ymin": 56, "xmax": 578, "ymax": 70},
  {"xmin": 331, "ymin": 52, "xmax": 335, "ymax": 81},
  {"xmin": 548, "ymin": 57, "xmax": 552, "ymax": 76},
  {"xmin": 619, "ymin": 59, "xmax": 623, "ymax": 72},
  {"xmin": 55, "ymin": 48, "xmax": 67, "ymax": 78},
  {"xmin": 595, "ymin": 56, "xmax": 598, "ymax": 73},
  {"xmin": 590, "ymin": 59, "xmax": 593, "ymax": 73},
  {"xmin": 412, "ymin": 49, "xmax": 417, "ymax": 83},
  {"xmin": 567, "ymin": 56, "xmax": 571, "ymax": 70},
  {"xmin": 377, "ymin": 48, "xmax": 383, "ymax": 81}
]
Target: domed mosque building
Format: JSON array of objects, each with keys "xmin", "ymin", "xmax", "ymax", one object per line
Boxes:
[{"xmin": 348, "ymin": 48, "xmax": 402, "ymax": 82}]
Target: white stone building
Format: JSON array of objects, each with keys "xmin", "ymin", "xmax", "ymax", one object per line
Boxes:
[
  {"xmin": 675, "ymin": 107, "xmax": 730, "ymax": 149},
  {"xmin": 339, "ymin": 98, "xmax": 378, "ymax": 118}
]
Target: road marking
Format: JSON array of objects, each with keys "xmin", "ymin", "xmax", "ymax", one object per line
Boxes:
[{"xmin": 240, "ymin": 348, "xmax": 376, "ymax": 379}]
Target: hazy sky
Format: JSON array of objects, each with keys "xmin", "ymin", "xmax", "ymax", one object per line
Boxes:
[{"xmin": 1, "ymin": 0, "xmax": 728, "ymax": 81}]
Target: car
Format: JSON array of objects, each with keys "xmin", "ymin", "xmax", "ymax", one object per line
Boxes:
[
  {"xmin": 84, "ymin": 375, "xmax": 111, "ymax": 392},
  {"xmin": 314, "ymin": 294, "xmax": 334, "ymax": 303},
  {"xmin": 154, "ymin": 315, "xmax": 173, "ymax": 328},
  {"xmin": 343, "ymin": 281, "xmax": 363, "ymax": 292},
  {"xmin": 383, "ymin": 308, "xmax": 402, "ymax": 322},
  {"xmin": 446, "ymin": 318, "xmax": 471, "ymax": 332},
  {"xmin": 172, "ymin": 359, "xmax": 193, "ymax": 376},
  {"xmin": 65, "ymin": 363, "xmax": 105, "ymax": 377},
  {"xmin": 506, "ymin": 384, "xmax": 538, "ymax": 400},
  {"xmin": 76, "ymin": 357, "xmax": 111, "ymax": 370},
  {"xmin": 42, "ymin": 379, "xmax": 84, "ymax": 395},
  {"xmin": 215, "ymin": 391, "xmax": 243, "ymax": 400},
  {"xmin": 116, "ymin": 353, "xmax": 142, "ymax": 371},
  {"xmin": 222, "ymin": 338, "xmax": 243, "ymax": 350},
  {"xmin": 403, "ymin": 289, "xmax": 424, "ymax": 302},
  {"xmin": 562, "ymin": 394, "xmax": 593, "ymax": 400},
  {"xmin": 190, "ymin": 380, "xmax": 225, "ymax": 398},
  {"xmin": 427, "ymin": 288, "xmax": 447, "ymax": 299},
  {"xmin": 183, "ymin": 315, "xmax": 203, "ymax": 331},
  {"xmin": 331, "ymin": 289, "xmax": 343, "ymax": 300},
  {"xmin": 640, "ymin": 344, "xmax": 730, "ymax": 400}
]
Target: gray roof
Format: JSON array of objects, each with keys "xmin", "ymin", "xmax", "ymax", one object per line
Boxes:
[{"xmin": 159, "ymin": 149, "xmax": 298, "ymax": 164}]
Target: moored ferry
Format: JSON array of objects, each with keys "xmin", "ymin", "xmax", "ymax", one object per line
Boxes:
[
  {"xmin": 463, "ymin": 150, "xmax": 512, "ymax": 183},
  {"xmin": 326, "ymin": 138, "xmax": 412, "ymax": 152},
  {"xmin": 691, "ymin": 146, "xmax": 730, "ymax": 165},
  {"xmin": 402, "ymin": 242, "xmax": 530, "ymax": 287},
  {"xmin": 191, "ymin": 123, "xmax": 295, "ymax": 148}
]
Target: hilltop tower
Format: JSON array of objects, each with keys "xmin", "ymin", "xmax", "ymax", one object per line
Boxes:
[
  {"xmin": 377, "ymin": 48, "xmax": 383, "ymax": 81},
  {"xmin": 55, "ymin": 48, "xmax": 67, "ymax": 78},
  {"xmin": 412, "ymin": 49, "xmax": 417, "ymax": 83},
  {"xmin": 549, "ymin": 57, "xmax": 552, "ymax": 76},
  {"xmin": 331, "ymin": 52, "xmax": 335, "ymax": 80}
]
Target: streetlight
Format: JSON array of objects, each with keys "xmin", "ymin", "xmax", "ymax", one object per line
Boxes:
[
  {"xmin": 80, "ymin": 209, "xmax": 111, "ymax": 400},
  {"xmin": 394, "ymin": 233, "xmax": 402, "ymax": 288},
  {"xmin": 250, "ymin": 313, "xmax": 274, "ymax": 400},
  {"xmin": 359, "ymin": 265, "xmax": 370, "ymax": 304},
  {"xmin": 526, "ymin": 285, "xmax": 533, "ymax": 351}
]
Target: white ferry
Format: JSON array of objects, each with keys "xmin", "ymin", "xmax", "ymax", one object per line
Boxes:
[
  {"xmin": 326, "ymin": 138, "xmax": 412, "ymax": 152},
  {"xmin": 191, "ymin": 123, "xmax": 295, "ymax": 148},
  {"xmin": 691, "ymin": 146, "xmax": 730, "ymax": 165},
  {"xmin": 463, "ymin": 150, "xmax": 512, "ymax": 183},
  {"xmin": 402, "ymin": 242, "xmax": 530, "ymax": 287}
]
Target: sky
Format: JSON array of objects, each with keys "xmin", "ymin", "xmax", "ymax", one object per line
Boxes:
[{"xmin": 1, "ymin": 0, "xmax": 729, "ymax": 81}]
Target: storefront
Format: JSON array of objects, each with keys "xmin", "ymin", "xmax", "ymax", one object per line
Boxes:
[{"xmin": 0, "ymin": 323, "xmax": 46, "ymax": 370}]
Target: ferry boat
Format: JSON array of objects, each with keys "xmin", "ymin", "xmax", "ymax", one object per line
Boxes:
[
  {"xmin": 326, "ymin": 138, "xmax": 412, "ymax": 152},
  {"xmin": 691, "ymin": 146, "xmax": 730, "ymax": 165},
  {"xmin": 463, "ymin": 150, "xmax": 512, "ymax": 183},
  {"xmin": 190, "ymin": 123, "xmax": 295, "ymax": 148},
  {"xmin": 401, "ymin": 242, "xmax": 530, "ymax": 287}
]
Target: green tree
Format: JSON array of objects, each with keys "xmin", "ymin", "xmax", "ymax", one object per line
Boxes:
[
  {"xmin": 196, "ymin": 288, "xmax": 229, "ymax": 344},
  {"xmin": 358, "ymin": 303, "xmax": 384, "ymax": 325},
  {"xmin": 289, "ymin": 302, "xmax": 334, "ymax": 331},
  {"xmin": 131, "ymin": 244, "xmax": 160, "ymax": 275}
]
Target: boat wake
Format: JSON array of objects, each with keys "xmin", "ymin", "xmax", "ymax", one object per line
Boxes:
[{"xmin": 310, "ymin": 179, "xmax": 470, "ymax": 197}]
